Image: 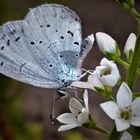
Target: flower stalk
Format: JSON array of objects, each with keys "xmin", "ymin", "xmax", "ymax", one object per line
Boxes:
[
  {"xmin": 83, "ymin": 115, "xmax": 110, "ymax": 136},
  {"xmin": 117, "ymin": 0, "xmax": 140, "ymax": 90},
  {"xmin": 127, "ymin": 28, "xmax": 140, "ymax": 89},
  {"xmin": 116, "ymin": 0, "xmax": 140, "ymax": 21},
  {"xmin": 108, "ymin": 126, "xmax": 120, "ymax": 140},
  {"xmin": 94, "ymin": 125, "xmax": 110, "ymax": 136}
]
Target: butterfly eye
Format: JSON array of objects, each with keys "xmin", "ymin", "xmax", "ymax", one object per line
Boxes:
[{"xmin": 49, "ymin": 64, "xmax": 53, "ymax": 68}]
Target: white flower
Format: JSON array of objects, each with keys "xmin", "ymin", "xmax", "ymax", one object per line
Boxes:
[
  {"xmin": 72, "ymin": 58, "xmax": 119, "ymax": 89},
  {"xmin": 57, "ymin": 90, "xmax": 89, "ymax": 131},
  {"xmin": 71, "ymin": 72, "xmax": 104, "ymax": 90},
  {"xmin": 124, "ymin": 33, "xmax": 136, "ymax": 59},
  {"xmin": 100, "ymin": 82, "xmax": 140, "ymax": 132},
  {"xmin": 120, "ymin": 131, "xmax": 132, "ymax": 140},
  {"xmin": 96, "ymin": 32, "xmax": 117, "ymax": 54},
  {"xmin": 95, "ymin": 57, "xmax": 120, "ymax": 87}
]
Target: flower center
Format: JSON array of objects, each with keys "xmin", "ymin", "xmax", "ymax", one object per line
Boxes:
[
  {"xmin": 101, "ymin": 68, "xmax": 111, "ymax": 76},
  {"xmin": 121, "ymin": 109, "xmax": 132, "ymax": 120}
]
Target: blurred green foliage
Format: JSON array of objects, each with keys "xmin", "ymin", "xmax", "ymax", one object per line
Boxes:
[{"xmin": 65, "ymin": 132, "xmax": 89, "ymax": 140}]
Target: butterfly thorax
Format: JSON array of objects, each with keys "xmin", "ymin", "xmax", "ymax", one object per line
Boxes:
[
  {"xmin": 58, "ymin": 68, "xmax": 81, "ymax": 85},
  {"xmin": 56, "ymin": 68, "xmax": 81, "ymax": 98}
]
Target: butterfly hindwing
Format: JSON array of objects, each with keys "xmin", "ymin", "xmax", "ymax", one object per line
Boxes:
[{"xmin": 0, "ymin": 21, "xmax": 61, "ymax": 88}]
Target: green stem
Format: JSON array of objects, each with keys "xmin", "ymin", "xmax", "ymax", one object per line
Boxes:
[
  {"xmin": 116, "ymin": 0, "xmax": 140, "ymax": 90},
  {"xmin": 83, "ymin": 116, "xmax": 110, "ymax": 136},
  {"xmin": 116, "ymin": 1, "xmax": 140, "ymax": 21},
  {"xmin": 95, "ymin": 87, "xmax": 115, "ymax": 101},
  {"xmin": 94, "ymin": 125, "xmax": 110, "ymax": 136},
  {"xmin": 111, "ymin": 57, "xmax": 140, "ymax": 75},
  {"xmin": 108, "ymin": 126, "xmax": 120, "ymax": 140},
  {"xmin": 126, "ymin": 21, "xmax": 140, "ymax": 89},
  {"xmin": 133, "ymin": 92, "xmax": 140, "ymax": 98},
  {"xmin": 114, "ymin": 57, "xmax": 140, "ymax": 75},
  {"xmin": 115, "ymin": 57, "xmax": 129, "ymax": 69},
  {"xmin": 127, "ymin": 8, "xmax": 140, "ymax": 21}
]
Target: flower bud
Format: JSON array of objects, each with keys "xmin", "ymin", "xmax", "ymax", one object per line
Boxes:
[
  {"xmin": 96, "ymin": 32, "xmax": 117, "ymax": 55},
  {"xmin": 124, "ymin": 33, "xmax": 136, "ymax": 60}
]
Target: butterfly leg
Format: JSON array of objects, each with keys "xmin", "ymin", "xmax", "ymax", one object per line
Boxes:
[
  {"xmin": 50, "ymin": 93, "xmax": 57, "ymax": 124},
  {"xmin": 50, "ymin": 90, "xmax": 69, "ymax": 123}
]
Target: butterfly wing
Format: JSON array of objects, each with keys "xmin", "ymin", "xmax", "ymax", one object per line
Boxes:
[
  {"xmin": 0, "ymin": 21, "xmax": 62, "ymax": 88},
  {"xmin": 24, "ymin": 4, "xmax": 83, "ymax": 83},
  {"xmin": 0, "ymin": 4, "xmax": 93, "ymax": 88}
]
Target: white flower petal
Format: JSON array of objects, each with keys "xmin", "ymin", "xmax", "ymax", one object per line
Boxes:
[
  {"xmin": 115, "ymin": 119, "xmax": 130, "ymax": 132},
  {"xmin": 131, "ymin": 97, "xmax": 140, "ymax": 116},
  {"xmin": 58, "ymin": 123, "xmax": 80, "ymax": 131},
  {"xmin": 120, "ymin": 131, "xmax": 132, "ymax": 140},
  {"xmin": 124, "ymin": 33, "xmax": 136, "ymax": 59},
  {"xmin": 117, "ymin": 82, "xmax": 132, "ymax": 109},
  {"xmin": 83, "ymin": 90, "xmax": 89, "ymax": 111},
  {"xmin": 100, "ymin": 101, "xmax": 120, "ymax": 120},
  {"xmin": 69, "ymin": 98, "xmax": 83, "ymax": 116},
  {"xmin": 88, "ymin": 73, "xmax": 104, "ymax": 89},
  {"xmin": 100, "ymin": 57, "xmax": 112, "ymax": 66},
  {"xmin": 100, "ymin": 74, "xmax": 119, "ymax": 87},
  {"xmin": 111, "ymin": 64, "xmax": 120, "ymax": 79},
  {"xmin": 56, "ymin": 113, "xmax": 76, "ymax": 124},
  {"xmin": 77, "ymin": 109, "xmax": 89, "ymax": 124},
  {"xmin": 130, "ymin": 97, "xmax": 140, "ymax": 126},
  {"xmin": 95, "ymin": 32, "xmax": 116, "ymax": 54},
  {"xmin": 71, "ymin": 81, "xmax": 93, "ymax": 89},
  {"xmin": 130, "ymin": 116, "xmax": 140, "ymax": 126}
]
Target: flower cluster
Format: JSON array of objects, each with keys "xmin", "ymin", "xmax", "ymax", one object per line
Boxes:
[
  {"xmin": 57, "ymin": 90, "xmax": 90, "ymax": 131},
  {"xmin": 57, "ymin": 32, "xmax": 140, "ymax": 139},
  {"xmin": 72, "ymin": 57, "xmax": 120, "ymax": 90},
  {"xmin": 100, "ymin": 82, "xmax": 140, "ymax": 132}
]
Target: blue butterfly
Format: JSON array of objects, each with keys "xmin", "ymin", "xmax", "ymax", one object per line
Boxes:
[{"xmin": 0, "ymin": 4, "xmax": 94, "ymax": 97}]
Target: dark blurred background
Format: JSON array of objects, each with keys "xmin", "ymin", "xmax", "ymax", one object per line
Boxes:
[{"xmin": 0, "ymin": 0, "xmax": 140, "ymax": 140}]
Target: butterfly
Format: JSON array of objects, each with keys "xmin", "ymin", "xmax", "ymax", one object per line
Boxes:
[{"xmin": 0, "ymin": 3, "xmax": 94, "ymax": 97}]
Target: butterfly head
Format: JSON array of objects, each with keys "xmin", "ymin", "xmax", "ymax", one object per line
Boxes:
[{"xmin": 57, "ymin": 88, "xmax": 68, "ymax": 99}]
